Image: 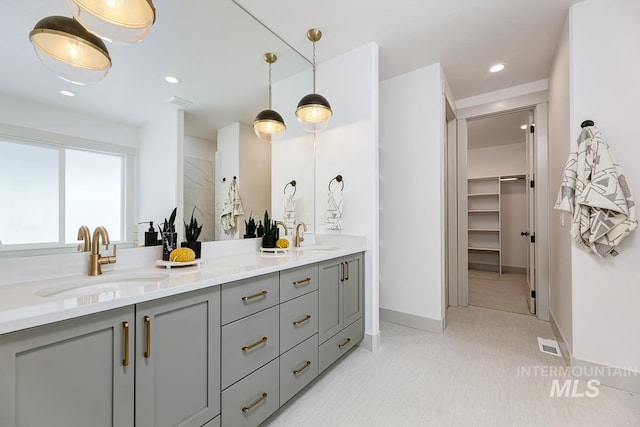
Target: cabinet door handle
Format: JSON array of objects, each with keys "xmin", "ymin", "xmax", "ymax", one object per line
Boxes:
[
  {"xmin": 340, "ymin": 262, "xmax": 345, "ymax": 282},
  {"xmin": 144, "ymin": 315, "xmax": 151, "ymax": 358},
  {"xmin": 241, "ymin": 290, "xmax": 268, "ymax": 302},
  {"xmin": 242, "ymin": 392, "xmax": 268, "ymax": 413},
  {"xmin": 292, "ymin": 360, "xmax": 312, "ymax": 376},
  {"xmin": 292, "ymin": 314, "xmax": 311, "ymax": 327},
  {"xmin": 338, "ymin": 338, "xmax": 351, "ymax": 349},
  {"xmin": 242, "ymin": 336, "xmax": 268, "ymax": 352},
  {"xmin": 293, "ymin": 277, "xmax": 311, "ymax": 287},
  {"xmin": 345, "ymin": 261, "xmax": 350, "ymax": 281},
  {"xmin": 122, "ymin": 321, "xmax": 130, "ymax": 367}
]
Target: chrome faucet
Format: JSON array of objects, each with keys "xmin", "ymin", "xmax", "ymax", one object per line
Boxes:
[
  {"xmin": 275, "ymin": 221, "xmax": 288, "ymax": 236},
  {"xmin": 89, "ymin": 226, "xmax": 117, "ymax": 276},
  {"xmin": 77, "ymin": 225, "xmax": 91, "ymax": 252},
  {"xmin": 294, "ymin": 222, "xmax": 307, "ymax": 248}
]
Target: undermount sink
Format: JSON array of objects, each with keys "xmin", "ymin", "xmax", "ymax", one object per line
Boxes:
[
  {"xmin": 295, "ymin": 245, "xmax": 339, "ymax": 252},
  {"xmin": 35, "ymin": 272, "xmax": 170, "ymax": 298}
]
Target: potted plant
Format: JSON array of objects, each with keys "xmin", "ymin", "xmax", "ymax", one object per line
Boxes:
[
  {"xmin": 182, "ymin": 207, "xmax": 203, "ymax": 258},
  {"xmin": 262, "ymin": 210, "xmax": 278, "ymax": 248},
  {"xmin": 244, "ymin": 214, "xmax": 257, "ymax": 239},
  {"xmin": 159, "ymin": 207, "xmax": 177, "ymax": 261}
]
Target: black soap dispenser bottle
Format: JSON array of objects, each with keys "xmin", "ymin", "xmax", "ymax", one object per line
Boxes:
[{"xmin": 144, "ymin": 221, "xmax": 158, "ymax": 246}]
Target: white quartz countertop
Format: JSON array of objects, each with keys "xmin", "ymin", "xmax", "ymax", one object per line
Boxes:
[{"xmin": 0, "ymin": 235, "xmax": 366, "ymax": 335}]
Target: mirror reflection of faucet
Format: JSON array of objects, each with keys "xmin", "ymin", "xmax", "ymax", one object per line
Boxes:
[
  {"xmin": 295, "ymin": 222, "xmax": 307, "ymax": 248},
  {"xmin": 89, "ymin": 226, "xmax": 117, "ymax": 276}
]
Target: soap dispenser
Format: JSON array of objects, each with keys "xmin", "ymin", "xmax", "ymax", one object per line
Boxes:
[{"xmin": 143, "ymin": 221, "xmax": 158, "ymax": 246}]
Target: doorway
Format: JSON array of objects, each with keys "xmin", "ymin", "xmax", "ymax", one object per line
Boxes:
[{"xmin": 465, "ymin": 110, "xmax": 533, "ymax": 315}]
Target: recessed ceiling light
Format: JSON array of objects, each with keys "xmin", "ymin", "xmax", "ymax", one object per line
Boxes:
[
  {"xmin": 520, "ymin": 125, "xmax": 527, "ymax": 130},
  {"xmin": 490, "ymin": 63, "xmax": 505, "ymax": 73},
  {"xmin": 60, "ymin": 90, "xmax": 75, "ymax": 97},
  {"xmin": 164, "ymin": 75, "xmax": 181, "ymax": 84}
]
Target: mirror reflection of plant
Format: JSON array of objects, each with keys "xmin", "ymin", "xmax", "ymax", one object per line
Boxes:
[
  {"xmin": 159, "ymin": 207, "xmax": 177, "ymax": 234},
  {"xmin": 245, "ymin": 213, "xmax": 257, "ymax": 236},
  {"xmin": 184, "ymin": 207, "xmax": 203, "ymax": 242}
]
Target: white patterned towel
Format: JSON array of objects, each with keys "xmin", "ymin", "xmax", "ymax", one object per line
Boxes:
[
  {"xmin": 220, "ymin": 179, "xmax": 244, "ymax": 234},
  {"xmin": 327, "ymin": 190, "xmax": 343, "ymax": 231},
  {"xmin": 554, "ymin": 126, "xmax": 637, "ymax": 257}
]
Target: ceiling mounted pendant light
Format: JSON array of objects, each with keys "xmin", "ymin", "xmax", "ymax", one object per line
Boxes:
[
  {"xmin": 296, "ymin": 29, "xmax": 332, "ymax": 133},
  {"xmin": 29, "ymin": 16, "xmax": 112, "ymax": 85},
  {"xmin": 65, "ymin": 0, "xmax": 156, "ymax": 44},
  {"xmin": 254, "ymin": 52, "xmax": 286, "ymax": 141}
]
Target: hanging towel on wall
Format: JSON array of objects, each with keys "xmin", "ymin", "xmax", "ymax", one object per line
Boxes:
[
  {"xmin": 284, "ymin": 193, "xmax": 297, "ymax": 230},
  {"xmin": 327, "ymin": 190, "xmax": 343, "ymax": 231},
  {"xmin": 554, "ymin": 125, "xmax": 637, "ymax": 257},
  {"xmin": 220, "ymin": 179, "xmax": 244, "ymax": 234}
]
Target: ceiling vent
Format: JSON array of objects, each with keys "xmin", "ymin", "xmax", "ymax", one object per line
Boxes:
[{"xmin": 167, "ymin": 96, "xmax": 192, "ymax": 109}]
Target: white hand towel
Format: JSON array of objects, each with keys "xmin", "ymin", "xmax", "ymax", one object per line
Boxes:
[
  {"xmin": 327, "ymin": 190, "xmax": 343, "ymax": 231},
  {"xmin": 220, "ymin": 179, "xmax": 244, "ymax": 234}
]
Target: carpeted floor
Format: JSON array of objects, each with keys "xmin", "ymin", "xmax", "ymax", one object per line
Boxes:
[{"xmin": 468, "ymin": 269, "xmax": 531, "ymax": 315}]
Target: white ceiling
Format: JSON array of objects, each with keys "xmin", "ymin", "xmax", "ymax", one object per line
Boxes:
[
  {"xmin": 0, "ymin": 0, "xmax": 581, "ymax": 140},
  {"xmin": 467, "ymin": 110, "xmax": 530, "ymax": 149}
]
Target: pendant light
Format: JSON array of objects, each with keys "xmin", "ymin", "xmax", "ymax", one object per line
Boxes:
[
  {"xmin": 253, "ymin": 53, "xmax": 286, "ymax": 141},
  {"xmin": 65, "ymin": 0, "xmax": 156, "ymax": 44},
  {"xmin": 29, "ymin": 16, "xmax": 112, "ymax": 85},
  {"xmin": 296, "ymin": 29, "xmax": 332, "ymax": 133}
]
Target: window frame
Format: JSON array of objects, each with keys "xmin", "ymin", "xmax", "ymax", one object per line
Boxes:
[{"xmin": 0, "ymin": 123, "xmax": 136, "ymax": 256}]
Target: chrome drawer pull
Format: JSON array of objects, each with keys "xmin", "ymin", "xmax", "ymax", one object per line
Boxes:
[
  {"xmin": 241, "ymin": 290, "xmax": 268, "ymax": 302},
  {"xmin": 242, "ymin": 337, "xmax": 268, "ymax": 352},
  {"xmin": 242, "ymin": 392, "xmax": 268, "ymax": 413},
  {"xmin": 292, "ymin": 314, "xmax": 311, "ymax": 327},
  {"xmin": 292, "ymin": 360, "xmax": 312, "ymax": 376},
  {"xmin": 338, "ymin": 338, "xmax": 351, "ymax": 349},
  {"xmin": 293, "ymin": 277, "xmax": 311, "ymax": 286}
]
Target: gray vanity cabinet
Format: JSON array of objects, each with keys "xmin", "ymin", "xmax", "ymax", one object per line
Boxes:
[
  {"xmin": 0, "ymin": 307, "xmax": 136, "ymax": 427},
  {"xmin": 318, "ymin": 253, "xmax": 364, "ymax": 372},
  {"xmin": 135, "ymin": 287, "xmax": 221, "ymax": 427}
]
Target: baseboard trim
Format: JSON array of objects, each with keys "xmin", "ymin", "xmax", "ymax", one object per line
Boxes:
[
  {"xmin": 361, "ymin": 331, "xmax": 381, "ymax": 352},
  {"xmin": 379, "ymin": 308, "xmax": 444, "ymax": 333},
  {"xmin": 502, "ymin": 265, "xmax": 526, "ymax": 274},
  {"xmin": 570, "ymin": 357, "xmax": 640, "ymax": 394},
  {"xmin": 549, "ymin": 310, "xmax": 571, "ymax": 365}
]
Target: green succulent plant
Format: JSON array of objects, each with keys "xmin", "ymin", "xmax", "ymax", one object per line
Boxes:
[
  {"xmin": 263, "ymin": 210, "xmax": 277, "ymax": 237},
  {"xmin": 159, "ymin": 207, "xmax": 177, "ymax": 234},
  {"xmin": 184, "ymin": 207, "xmax": 203, "ymax": 242},
  {"xmin": 245, "ymin": 214, "xmax": 257, "ymax": 236}
]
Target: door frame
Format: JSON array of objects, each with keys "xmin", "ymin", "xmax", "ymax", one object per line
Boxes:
[{"xmin": 448, "ymin": 91, "xmax": 550, "ymax": 321}]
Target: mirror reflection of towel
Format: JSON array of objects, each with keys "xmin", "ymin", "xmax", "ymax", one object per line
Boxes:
[
  {"xmin": 220, "ymin": 179, "xmax": 244, "ymax": 234},
  {"xmin": 327, "ymin": 190, "xmax": 343, "ymax": 230},
  {"xmin": 284, "ymin": 193, "xmax": 296, "ymax": 230}
]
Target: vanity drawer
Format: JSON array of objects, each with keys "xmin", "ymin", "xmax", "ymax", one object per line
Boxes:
[
  {"xmin": 222, "ymin": 273, "xmax": 279, "ymax": 325},
  {"xmin": 280, "ymin": 290, "xmax": 318, "ymax": 353},
  {"xmin": 318, "ymin": 317, "xmax": 363, "ymax": 374},
  {"xmin": 279, "ymin": 264, "xmax": 318, "ymax": 303},
  {"xmin": 279, "ymin": 334, "xmax": 318, "ymax": 406},
  {"xmin": 221, "ymin": 306, "xmax": 279, "ymax": 389},
  {"xmin": 221, "ymin": 358, "xmax": 279, "ymax": 427}
]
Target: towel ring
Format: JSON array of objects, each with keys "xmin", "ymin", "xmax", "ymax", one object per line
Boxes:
[
  {"xmin": 328, "ymin": 175, "xmax": 344, "ymax": 191},
  {"xmin": 284, "ymin": 180, "xmax": 296, "ymax": 196},
  {"xmin": 581, "ymin": 120, "xmax": 594, "ymax": 128}
]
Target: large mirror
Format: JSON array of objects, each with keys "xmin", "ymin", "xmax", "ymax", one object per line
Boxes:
[{"xmin": 0, "ymin": 0, "xmax": 314, "ymax": 256}]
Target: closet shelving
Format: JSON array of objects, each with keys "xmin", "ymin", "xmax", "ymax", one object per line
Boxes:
[{"xmin": 467, "ymin": 177, "xmax": 501, "ymax": 273}]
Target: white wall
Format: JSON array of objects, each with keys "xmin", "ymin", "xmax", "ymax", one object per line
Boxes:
[
  {"xmin": 548, "ymin": 12, "xmax": 573, "ymax": 352},
  {"xmin": 215, "ymin": 123, "xmax": 241, "ymax": 240},
  {"xmin": 467, "ymin": 143, "xmax": 526, "ymax": 178},
  {"xmin": 0, "ymin": 94, "xmax": 139, "ymax": 148},
  {"xmin": 379, "ymin": 63, "xmax": 445, "ymax": 324},
  {"xmin": 568, "ymin": 0, "xmax": 640, "ymax": 372},
  {"xmin": 239, "ymin": 123, "xmax": 271, "ymax": 234},
  {"xmin": 139, "ymin": 109, "xmax": 182, "ymax": 240},
  {"xmin": 274, "ymin": 42, "xmax": 380, "ymax": 347}
]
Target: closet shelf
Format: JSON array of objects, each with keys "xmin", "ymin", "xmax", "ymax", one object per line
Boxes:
[
  {"xmin": 468, "ymin": 210, "xmax": 499, "ymax": 213},
  {"xmin": 468, "ymin": 246, "xmax": 500, "ymax": 252},
  {"xmin": 467, "ymin": 176, "xmax": 502, "ymax": 274},
  {"xmin": 468, "ymin": 228, "xmax": 499, "ymax": 232},
  {"xmin": 468, "ymin": 192, "xmax": 499, "ymax": 197}
]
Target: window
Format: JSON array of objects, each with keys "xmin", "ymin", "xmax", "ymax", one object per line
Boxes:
[{"xmin": 0, "ymin": 133, "xmax": 132, "ymax": 251}]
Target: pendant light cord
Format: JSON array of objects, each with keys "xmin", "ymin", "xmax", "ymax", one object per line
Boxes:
[
  {"xmin": 312, "ymin": 40, "xmax": 317, "ymax": 93},
  {"xmin": 268, "ymin": 61, "xmax": 273, "ymax": 108}
]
